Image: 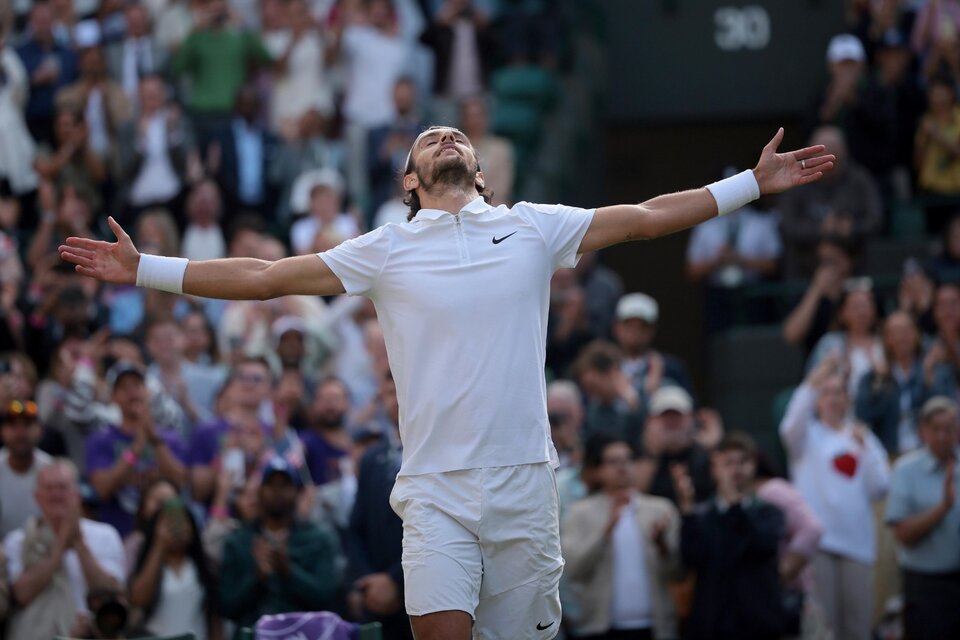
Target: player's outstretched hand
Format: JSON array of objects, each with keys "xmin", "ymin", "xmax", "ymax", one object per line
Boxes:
[
  {"xmin": 58, "ymin": 216, "xmax": 140, "ymax": 285},
  {"xmin": 753, "ymin": 127, "xmax": 835, "ymax": 195}
]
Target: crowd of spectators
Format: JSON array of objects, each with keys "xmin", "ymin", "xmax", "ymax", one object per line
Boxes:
[{"xmin": 3, "ymin": 1, "xmax": 960, "ymax": 640}]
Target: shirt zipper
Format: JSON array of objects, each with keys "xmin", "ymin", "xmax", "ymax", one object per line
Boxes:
[{"xmin": 454, "ymin": 213, "xmax": 471, "ymax": 265}]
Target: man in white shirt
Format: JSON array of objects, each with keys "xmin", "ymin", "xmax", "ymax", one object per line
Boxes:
[
  {"xmin": 60, "ymin": 124, "xmax": 833, "ymax": 639},
  {"xmin": 3, "ymin": 460, "xmax": 125, "ymax": 640},
  {"xmin": 0, "ymin": 399, "xmax": 52, "ymax": 539}
]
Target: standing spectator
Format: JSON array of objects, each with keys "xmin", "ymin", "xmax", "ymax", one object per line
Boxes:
[
  {"xmin": 331, "ymin": 0, "xmax": 412, "ymax": 207},
  {"xmin": 0, "ymin": 38, "xmax": 39, "ymax": 199},
  {"xmin": 32, "ymin": 107, "xmax": 107, "ymax": 212},
  {"xmin": 676, "ymin": 433, "xmax": 786, "ymax": 640},
  {"xmin": 27, "ymin": 181, "xmax": 98, "ymax": 272},
  {"xmin": 181, "ymin": 179, "xmax": 227, "ymax": 262},
  {"xmin": 367, "ymin": 77, "xmax": 425, "ymax": 221},
  {"xmin": 912, "ymin": 0, "xmax": 960, "ymax": 62},
  {"xmin": 170, "ymin": 0, "xmax": 272, "ymax": 151},
  {"xmin": 263, "ymin": 0, "xmax": 334, "ymax": 138},
  {"xmin": 271, "ymin": 108, "xmax": 344, "ymax": 224},
  {"xmin": 574, "ymin": 252, "xmax": 626, "ymax": 341},
  {"xmin": 345, "ymin": 372, "xmax": 411, "ymax": 640},
  {"xmin": 3, "ymin": 460, "xmax": 125, "ymax": 640},
  {"xmin": 85, "ymin": 362, "xmax": 187, "ymax": 536},
  {"xmin": 16, "ymin": 2, "xmax": 79, "ymax": 145},
  {"xmin": 611, "ymin": 293, "xmax": 694, "ymax": 398},
  {"xmin": 547, "ymin": 268, "xmax": 594, "ymax": 377},
  {"xmin": 302, "ymin": 376, "xmax": 354, "ymax": 487},
  {"xmin": 113, "ymin": 74, "xmax": 197, "ymax": 218},
  {"xmin": 779, "ymin": 126, "xmax": 883, "ymax": 279},
  {"xmin": 886, "ymin": 396, "xmax": 960, "ymax": 640},
  {"xmin": 780, "ymin": 357, "xmax": 890, "ymax": 640},
  {"xmin": 55, "ymin": 44, "xmax": 132, "ymax": 161},
  {"xmin": 856, "ymin": 311, "xmax": 956, "ymax": 454},
  {"xmin": 460, "ymin": 96, "xmax": 513, "ymax": 206},
  {"xmin": 35, "ymin": 338, "xmax": 100, "ymax": 467},
  {"xmin": 0, "ymin": 399, "xmax": 52, "ymax": 538},
  {"xmin": 289, "ymin": 168, "xmax": 359, "ymax": 255},
  {"xmin": 928, "ymin": 281, "xmax": 960, "ymax": 383},
  {"xmin": 215, "ymin": 84, "xmax": 279, "ymax": 216},
  {"xmin": 105, "ymin": 2, "xmax": 167, "ymax": 106},
  {"xmin": 547, "ymin": 379, "xmax": 584, "ymax": 473},
  {"xmin": 915, "ymin": 75, "xmax": 960, "ymax": 200},
  {"xmin": 574, "ymin": 340, "xmax": 644, "ymax": 445},
  {"xmin": 123, "ymin": 477, "xmax": 178, "ymax": 572},
  {"xmin": 218, "ymin": 457, "xmax": 340, "ymax": 638},
  {"xmin": 129, "ymin": 496, "xmax": 217, "ymax": 640},
  {"xmin": 562, "ymin": 435, "xmax": 681, "ymax": 640}
]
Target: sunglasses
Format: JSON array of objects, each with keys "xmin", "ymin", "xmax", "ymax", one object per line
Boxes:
[{"xmin": 6, "ymin": 399, "xmax": 38, "ymax": 420}]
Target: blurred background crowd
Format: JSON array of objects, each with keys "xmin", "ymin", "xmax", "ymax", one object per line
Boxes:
[{"xmin": 1, "ymin": 0, "xmax": 960, "ymax": 639}]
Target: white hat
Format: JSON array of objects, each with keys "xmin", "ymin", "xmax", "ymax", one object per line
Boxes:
[
  {"xmin": 74, "ymin": 20, "xmax": 102, "ymax": 49},
  {"xmin": 827, "ymin": 34, "xmax": 865, "ymax": 64},
  {"xmin": 649, "ymin": 386, "xmax": 694, "ymax": 416},
  {"xmin": 616, "ymin": 292, "xmax": 659, "ymax": 324},
  {"xmin": 290, "ymin": 168, "xmax": 345, "ymax": 214},
  {"xmin": 271, "ymin": 315, "xmax": 307, "ymax": 341}
]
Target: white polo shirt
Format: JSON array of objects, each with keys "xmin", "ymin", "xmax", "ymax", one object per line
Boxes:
[{"xmin": 319, "ymin": 197, "xmax": 595, "ymax": 476}]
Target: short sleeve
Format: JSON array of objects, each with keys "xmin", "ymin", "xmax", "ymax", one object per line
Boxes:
[
  {"xmin": 318, "ymin": 226, "xmax": 391, "ymax": 297},
  {"xmin": 517, "ymin": 203, "xmax": 595, "ymax": 270},
  {"xmin": 4, "ymin": 529, "xmax": 24, "ymax": 581},
  {"xmin": 89, "ymin": 522, "xmax": 126, "ymax": 582},
  {"xmin": 884, "ymin": 462, "xmax": 913, "ymax": 524},
  {"xmin": 85, "ymin": 433, "xmax": 117, "ymax": 475}
]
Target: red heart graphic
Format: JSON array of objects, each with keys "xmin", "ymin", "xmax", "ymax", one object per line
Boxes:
[{"xmin": 832, "ymin": 453, "xmax": 858, "ymax": 478}]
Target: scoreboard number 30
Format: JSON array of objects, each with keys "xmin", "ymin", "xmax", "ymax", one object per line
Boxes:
[{"xmin": 714, "ymin": 6, "xmax": 771, "ymax": 51}]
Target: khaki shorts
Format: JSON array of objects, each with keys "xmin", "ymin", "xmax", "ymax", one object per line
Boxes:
[{"xmin": 389, "ymin": 462, "xmax": 564, "ymax": 639}]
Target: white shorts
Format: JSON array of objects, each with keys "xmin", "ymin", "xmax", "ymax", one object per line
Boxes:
[{"xmin": 389, "ymin": 462, "xmax": 564, "ymax": 640}]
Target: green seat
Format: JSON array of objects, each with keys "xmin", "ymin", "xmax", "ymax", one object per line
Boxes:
[{"xmin": 771, "ymin": 386, "xmax": 797, "ymax": 432}]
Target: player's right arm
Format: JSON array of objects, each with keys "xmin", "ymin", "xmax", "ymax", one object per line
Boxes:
[{"xmin": 59, "ymin": 217, "xmax": 345, "ymax": 299}]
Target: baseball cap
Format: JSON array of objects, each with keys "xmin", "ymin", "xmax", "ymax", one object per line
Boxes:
[
  {"xmin": 261, "ymin": 456, "xmax": 303, "ymax": 488},
  {"xmin": 649, "ymin": 386, "xmax": 694, "ymax": 416},
  {"xmin": 616, "ymin": 293, "xmax": 659, "ymax": 324},
  {"xmin": 290, "ymin": 168, "xmax": 345, "ymax": 214},
  {"xmin": 827, "ymin": 34, "xmax": 866, "ymax": 64},
  {"xmin": 106, "ymin": 361, "xmax": 146, "ymax": 390},
  {"xmin": 920, "ymin": 396, "xmax": 958, "ymax": 422}
]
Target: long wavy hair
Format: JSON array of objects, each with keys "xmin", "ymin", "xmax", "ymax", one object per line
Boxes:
[{"xmin": 403, "ymin": 126, "xmax": 494, "ymax": 221}]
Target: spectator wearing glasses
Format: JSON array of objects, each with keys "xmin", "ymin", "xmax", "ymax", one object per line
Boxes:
[{"xmin": 0, "ymin": 399, "xmax": 52, "ymax": 538}]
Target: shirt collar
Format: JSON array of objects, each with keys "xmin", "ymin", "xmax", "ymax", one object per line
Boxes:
[
  {"xmin": 925, "ymin": 447, "xmax": 960, "ymax": 472},
  {"xmin": 413, "ymin": 196, "xmax": 491, "ymax": 222}
]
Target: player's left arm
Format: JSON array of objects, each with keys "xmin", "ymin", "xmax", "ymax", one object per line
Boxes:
[{"xmin": 578, "ymin": 128, "xmax": 835, "ymax": 254}]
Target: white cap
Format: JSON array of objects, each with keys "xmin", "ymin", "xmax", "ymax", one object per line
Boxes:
[
  {"xmin": 271, "ymin": 315, "xmax": 307, "ymax": 341},
  {"xmin": 827, "ymin": 34, "xmax": 866, "ymax": 64},
  {"xmin": 616, "ymin": 292, "xmax": 659, "ymax": 324},
  {"xmin": 649, "ymin": 386, "xmax": 694, "ymax": 416},
  {"xmin": 74, "ymin": 20, "xmax": 102, "ymax": 49},
  {"xmin": 290, "ymin": 168, "xmax": 345, "ymax": 214}
]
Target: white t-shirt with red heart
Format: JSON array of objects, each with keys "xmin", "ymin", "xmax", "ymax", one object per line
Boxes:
[{"xmin": 780, "ymin": 384, "xmax": 891, "ymax": 563}]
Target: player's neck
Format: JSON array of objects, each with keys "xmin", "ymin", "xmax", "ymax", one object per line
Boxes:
[{"xmin": 418, "ymin": 186, "xmax": 480, "ymax": 216}]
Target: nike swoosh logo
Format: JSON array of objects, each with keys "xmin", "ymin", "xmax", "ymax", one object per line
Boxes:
[
  {"xmin": 536, "ymin": 621, "xmax": 554, "ymax": 631},
  {"xmin": 492, "ymin": 232, "xmax": 517, "ymax": 244}
]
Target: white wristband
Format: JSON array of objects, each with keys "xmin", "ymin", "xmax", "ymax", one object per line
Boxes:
[
  {"xmin": 136, "ymin": 254, "xmax": 189, "ymax": 294},
  {"xmin": 705, "ymin": 169, "xmax": 760, "ymax": 216}
]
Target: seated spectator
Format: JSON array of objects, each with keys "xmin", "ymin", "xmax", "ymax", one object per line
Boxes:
[
  {"xmin": 263, "ymin": 0, "xmax": 335, "ymax": 138},
  {"xmin": 3, "ymin": 460, "xmax": 125, "ymax": 640},
  {"xmin": 779, "ymin": 126, "xmax": 883, "ymax": 279},
  {"xmin": 782, "ymin": 237, "xmax": 857, "ymax": 355},
  {"xmin": 105, "ymin": 2, "xmax": 168, "ymax": 105},
  {"xmin": 0, "ymin": 42, "xmax": 39, "ymax": 201},
  {"xmin": 925, "ymin": 281, "xmax": 960, "ymax": 383},
  {"xmin": 85, "ymin": 362, "xmax": 187, "ymax": 536},
  {"xmin": 574, "ymin": 340, "xmax": 644, "ymax": 445},
  {"xmin": 181, "ymin": 179, "xmax": 228, "ymax": 262},
  {"xmin": 27, "ymin": 181, "xmax": 97, "ymax": 273},
  {"xmin": 886, "ymin": 396, "xmax": 960, "ymax": 640},
  {"xmin": 188, "ymin": 357, "xmax": 274, "ymax": 505},
  {"xmin": 16, "ymin": 2, "xmax": 79, "ymax": 145},
  {"xmin": 752, "ymin": 453, "xmax": 823, "ymax": 638},
  {"xmin": 289, "ymin": 168, "xmax": 359, "ymax": 255},
  {"xmin": 856, "ymin": 311, "xmax": 956, "ymax": 454},
  {"xmin": 181, "ymin": 308, "xmax": 224, "ymax": 367},
  {"xmin": 547, "ymin": 268, "xmax": 595, "ymax": 376},
  {"xmin": 218, "ymin": 457, "xmax": 340, "ymax": 638},
  {"xmin": 685, "ymin": 178, "xmax": 781, "ymax": 331},
  {"xmin": 345, "ymin": 373, "xmax": 410, "ymax": 639},
  {"xmin": 574, "ymin": 252, "xmax": 625, "ymax": 341},
  {"xmin": 780, "ymin": 357, "xmax": 890, "ymax": 640},
  {"xmin": 676, "ymin": 433, "xmax": 786, "ymax": 640},
  {"xmin": 302, "ymin": 376, "xmax": 355, "ymax": 487},
  {"xmin": 639, "ymin": 386, "xmax": 716, "ymax": 508},
  {"xmin": 562, "ymin": 434, "xmax": 681, "ymax": 640},
  {"xmin": 55, "ymin": 44, "xmax": 132, "ymax": 161},
  {"xmin": 898, "ymin": 256, "xmax": 936, "ymax": 335},
  {"xmin": 32, "ymin": 105, "xmax": 107, "ymax": 214},
  {"xmin": 0, "ymin": 399, "xmax": 52, "ymax": 538},
  {"xmin": 612, "ymin": 292, "xmax": 694, "ymax": 398},
  {"xmin": 460, "ymin": 95, "xmax": 514, "ymax": 206},
  {"xmin": 129, "ymin": 496, "xmax": 217, "ymax": 639},
  {"xmin": 123, "ymin": 477, "xmax": 178, "ymax": 573},
  {"xmin": 915, "ymin": 75, "xmax": 960, "ymax": 202},
  {"xmin": 806, "ymin": 280, "xmax": 884, "ymax": 402},
  {"xmin": 113, "ymin": 75, "xmax": 197, "ymax": 218},
  {"xmin": 203, "ymin": 468, "xmax": 260, "ymax": 573},
  {"xmin": 912, "ymin": 0, "xmax": 960, "ymax": 67},
  {"xmin": 547, "ymin": 379, "xmax": 585, "ymax": 473}
]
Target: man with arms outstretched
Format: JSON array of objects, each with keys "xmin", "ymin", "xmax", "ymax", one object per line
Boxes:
[{"xmin": 61, "ymin": 126, "xmax": 833, "ymax": 640}]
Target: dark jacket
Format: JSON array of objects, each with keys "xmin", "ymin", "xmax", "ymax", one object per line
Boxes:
[
  {"xmin": 681, "ymin": 498, "xmax": 785, "ymax": 640},
  {"xmin": 218, "ymin": 520, "xmax": 340, "ymax": 638}
]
